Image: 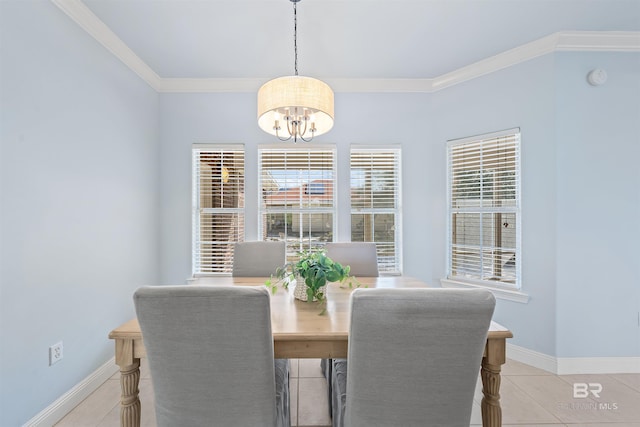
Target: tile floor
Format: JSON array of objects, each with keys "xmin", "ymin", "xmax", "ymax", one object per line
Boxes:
[{"xmin": 55, "ymin": 358, "xmax": 640, "ymax": 427}]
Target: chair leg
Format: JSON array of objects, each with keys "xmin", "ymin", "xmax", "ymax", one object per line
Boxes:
[
  {"xmin": 275, "ymin": 359, "xmax": 291, "ymax": 427},
  {"xmin": 321, "ymin": 358, "xmax": 333, "ymax": 418},
  {"xmin": 331, "ymin": 359, "xmax": 347, "ymax": 427}
]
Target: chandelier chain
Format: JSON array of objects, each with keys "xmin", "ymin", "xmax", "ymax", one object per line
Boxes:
[{"xmin": 293, "ymin": 1, "xmax": 298, "ymax": 76}]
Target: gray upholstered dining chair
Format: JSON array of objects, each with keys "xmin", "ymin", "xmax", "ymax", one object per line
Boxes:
[
  {"xmin": 232, "ymin": 241, "xmax": 286, "ymax": 277},
  {"xmin": 338, "ymin": 288, "xmax": 495, "ymax": 427},
  {"xmin": 324, "ymin": 242, "xmax": 379, "ymax": 277},
  {"xmin": 232, "ymin": 240, "xmax": 291, "ymax": 419},
  {"xmin": 134, "ymin": 285, "xmax": 290, "ymax": 427},
  {"xmin": 322, "ymin": 242, "xmax": 380, "ymax": 425}
]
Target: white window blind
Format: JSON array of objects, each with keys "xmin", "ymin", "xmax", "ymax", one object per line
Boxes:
[
  {"xmin": 350, "ymin": 147, "xmax": 402, "ymax": 274},
  {"xmin": 259, "ymin": 145, "xmax": 336, "ymax": 261},
  {"xmin": 192, "ymin": 145, "xmax": 245, "ymax": 275},
  {"xmin": 447, "ymin": 129, "xmax": 521, "ymax": 287}
]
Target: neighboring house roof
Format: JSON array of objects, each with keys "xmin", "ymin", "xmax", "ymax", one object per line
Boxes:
[{"xmin": 264, "ymin": 180, "xmax": 334, "ymax": 206}]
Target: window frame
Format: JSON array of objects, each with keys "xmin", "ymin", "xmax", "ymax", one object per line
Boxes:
[
  {"xmin": 350, "ymin": 145, "xmax": 403, "ymax": 275},
  {"xmin": 445, "ymin": 129, "xmax": 522, "ymax": 290},
  {"xmin": 192, "ymin": 144, "xmax": 245, "ymax": 276}
]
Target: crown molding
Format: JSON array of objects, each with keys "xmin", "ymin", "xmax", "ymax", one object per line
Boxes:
[
  {"xmin": 323, "ymin": 78, "xmax": 435, "ymax": 93},
  {"xmin": 432, "ymin": 31, "xmax": 640, "ymax": 91},
  {"xmin": 52, "ymin": 0, "xmax": 162, "ymax": 90},
  {"xmin": 157, "ymin": 77, "xmax": 436, "ymax": 93},
  {"xmin": 431, "ymin": 33, "xmax": 560, "ymax": 91},
  {"xmin": 556, "ymin": 30, "xmax": 640, "ymax": 52},
  {"xmin": 159, "ymin": 78, "xmax": 267, "ymax": 93},
  {"xmin": 51, "ymin": 0, "xmax": 640, "ymax": 94}
]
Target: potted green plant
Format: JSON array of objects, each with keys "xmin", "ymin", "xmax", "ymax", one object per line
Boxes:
[{"xmin": 266, "ymin": 248, "xmax": 359, "ymax": 306}]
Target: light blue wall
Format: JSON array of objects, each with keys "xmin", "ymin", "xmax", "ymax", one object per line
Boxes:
[
  {"xmin": 555, "ymin": 52, "xmax": 640, "ymax": 358},
  {"xmin": 159, "ymin": 93, "xmax": 258, "ymax": 283},
  {"xmin": 429, "ymin": 52, "xmax": 640, "ymax": 358},
  {"xmin": 0, "ymin": 1, "xmax": 160, "ymax": 424},
  {"xmin": 430, "ymin": 55, "xmax": 559, "ymax": 355}
]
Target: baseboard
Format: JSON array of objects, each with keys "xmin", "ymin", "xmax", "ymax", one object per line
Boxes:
[
  {"xmin": 507, "ymin": 343, "xmax": 558, "ymax": 374},
  {"xmin": 507, "ymin": 344, "xmax": 640, "ymax": 375},
  {"xmin": 556, "ymin": 356, "xmax": 640, "ymax": 375},
  {"xmin": 23, "ymin": 357, "xmax": 119, "ymax": 427}
]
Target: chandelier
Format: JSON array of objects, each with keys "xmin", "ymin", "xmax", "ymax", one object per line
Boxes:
[{"xmin": 257, "ymin": 0, "xmax": 334, "ymax": 143}]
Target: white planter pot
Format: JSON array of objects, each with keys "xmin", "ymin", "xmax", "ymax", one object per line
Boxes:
[{"xmin": 293, "ymin": 280, "xmax": 327, "ymax": 302}]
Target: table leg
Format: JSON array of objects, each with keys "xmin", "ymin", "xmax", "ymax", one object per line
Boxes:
[
  {"xmin": 481, "ymin": 338, "xmax": 506, "ymax": 427},
  {"xmin": 114, "ymin": 338, "xmax": 142, "ymax": 427},
  {"xmin": 118, "ymin": 361, "xmax": 141, "ymax": 427},
  {"xmin": 481, "ymin": 359, "xmax": 502, "ymax": 426}
]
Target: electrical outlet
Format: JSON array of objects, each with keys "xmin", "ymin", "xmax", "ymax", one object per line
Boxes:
[{"xmin": 49, "ymin": 342, "xmax": 63, "ymax": 366}]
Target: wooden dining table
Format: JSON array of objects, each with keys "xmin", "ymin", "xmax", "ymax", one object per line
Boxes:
[{"xmin": 109, "ymin": 276, "xmax": 512, "ymax": 427}]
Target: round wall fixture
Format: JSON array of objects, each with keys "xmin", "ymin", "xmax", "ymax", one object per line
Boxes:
[{"xmin": 587, "ymin": 69, "xmax": 607, "ymax": 86}]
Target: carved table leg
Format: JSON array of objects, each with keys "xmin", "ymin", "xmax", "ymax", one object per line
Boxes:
[
  {"xmin": 119, "ymin": 361, "xmax": 141, "ymax": 427},
  {"xmin": 481, "ymin": 358, "xmax": 502, "ymax": 427}
]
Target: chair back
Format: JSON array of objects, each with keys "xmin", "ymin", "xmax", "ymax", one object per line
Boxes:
[
  {"xmin": 345, "ymin": 288, "xmax": 496, "ymax": 427},
  {"xmin": 324, "ymin": 242, "xmax": 379, "ymax": 277},
  {"xmin": 232, "ymin": 241, "xmax": 286, "ymax": 277},
  {"xmin": 134, "ymin": 285, "xmax": 278, "ymax": 427}
]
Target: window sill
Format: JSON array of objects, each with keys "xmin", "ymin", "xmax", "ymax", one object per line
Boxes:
[{"xmin": 440, "ymin": 278, "xmax": 530, "ymax": 303}]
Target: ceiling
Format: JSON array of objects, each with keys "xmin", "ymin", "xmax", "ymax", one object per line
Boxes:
[{"xmin": 63, "ymin": 0, "xmax": 639, "ymax": 84}]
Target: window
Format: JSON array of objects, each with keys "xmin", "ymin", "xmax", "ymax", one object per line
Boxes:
[
  {"xmin": 351, "ymin": 146, "xmax": 402, "ymax": 274},
  {"xmin": 447, "ymin": 129, "xmax": 520, "ymax": 287},
  {"xmin": 192, "ymin": 145, "xmax": 245, "ymax": 275},
  {"xmin": 259, "ymin": 145, "xmax": 336, "ymax": 260}
]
